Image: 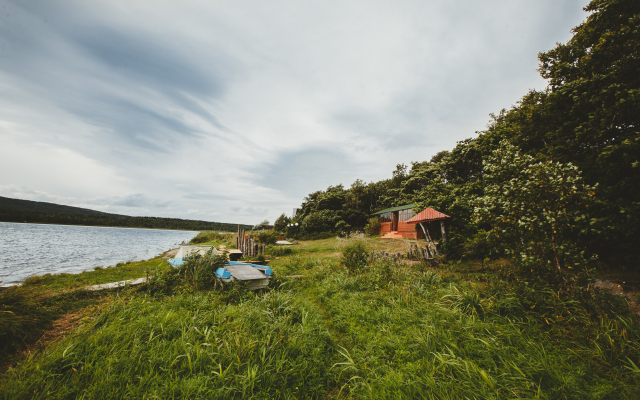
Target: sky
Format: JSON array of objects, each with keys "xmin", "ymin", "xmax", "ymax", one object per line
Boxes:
[{"xmin": 0, "ymin": 0, "xmax": 591, "ymax": 225}]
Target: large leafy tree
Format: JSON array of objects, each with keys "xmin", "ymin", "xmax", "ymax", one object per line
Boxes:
[
  {"xmin": 480, "ymin": 0, "xmax": 640, "ymax": 263},
  {"xmin": 475, "ymin": 142, "xmax": 597, "ymax": 281}
]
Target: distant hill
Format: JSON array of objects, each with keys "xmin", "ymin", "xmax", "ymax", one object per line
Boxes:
[
  {"xmin": 0, "ymin": 196, "xmax": 252, "ymax": 231},
  {"xmin": 0, "ymin": 196, "xmax": 127, "ymax": 217}
]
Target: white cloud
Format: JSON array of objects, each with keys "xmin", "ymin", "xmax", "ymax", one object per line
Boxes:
[{"xmin": 0, "ymin": 0, "xmax": 590, "ymax": 224}]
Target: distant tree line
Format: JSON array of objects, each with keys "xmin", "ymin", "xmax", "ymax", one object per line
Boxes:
[
  {"xmin": 0, "ymin": 196, "xmax": 127, "ymax": 217},
  {"xmin": 0, "ymin": 208, "xmax": 252, "ymax": 232},
  {"xmin": 289, "ymin": 0, "xmax": 639, "ymax": 268}
]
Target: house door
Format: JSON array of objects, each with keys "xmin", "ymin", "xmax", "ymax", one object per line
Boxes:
[{"xmin": 392, "ymin": 211, "xmax": 399, "ymax": 231}]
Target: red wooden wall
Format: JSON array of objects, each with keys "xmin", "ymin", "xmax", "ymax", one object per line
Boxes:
[
  {"xmin": 380, "ymin": 222, "xmax": 392, "ymax": 234},
  {"xmin": 397, "ymin": 221, "xmax": 421, "ymax": 239},
  {"xmin": 378, "ymin": 219, "xmax": 422, "ymax": 239}
]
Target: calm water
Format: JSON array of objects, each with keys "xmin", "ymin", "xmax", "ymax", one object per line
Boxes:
[{"xmin": 0, "ymin": 222, "xmax": 198, "ymax": 284}]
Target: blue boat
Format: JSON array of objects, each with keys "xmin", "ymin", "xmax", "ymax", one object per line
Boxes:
[{"xmin": 167, "ymin": 246, "xmax": 271, "ymax": 290}]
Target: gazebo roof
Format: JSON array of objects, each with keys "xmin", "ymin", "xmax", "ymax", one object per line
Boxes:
[{"xmin": 406, "ymin": 208, "xmax": 450, "ymax": 224}]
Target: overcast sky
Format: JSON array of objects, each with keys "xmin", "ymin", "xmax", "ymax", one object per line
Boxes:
[{"xmin": 0, "ymin": 0, "xmax": 590, "ymax": 225}]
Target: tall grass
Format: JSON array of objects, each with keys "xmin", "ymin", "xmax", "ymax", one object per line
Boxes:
[
  {"xmin": 1, "ymin": 291, "xmax": 340, "ymax": 399},
  {"xmin": 0, "ymin": 288, "xmax": 103, "ymax": 363},
  {"xmin": 2, "ymin": 245, "xmax": 640, "ymax": 399},
  {"xmin": 314, "ymin": 263, "xmax": 640, "ymax": 398}
]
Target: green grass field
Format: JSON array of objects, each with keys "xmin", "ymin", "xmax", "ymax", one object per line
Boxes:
[{"xmin": 1, "ymin": 236, "xmax": 639, "ymax": 399}]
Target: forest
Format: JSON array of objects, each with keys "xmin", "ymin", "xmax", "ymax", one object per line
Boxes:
[
  {"xmin": 285, "ymin": 0, "xmax": 639, "ymax": 268},
  {"xmin": 0, "ymin": 197, "xmax": 251, "ymax": 232}
]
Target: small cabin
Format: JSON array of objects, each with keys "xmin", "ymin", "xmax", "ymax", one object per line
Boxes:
[{"xmin": 371, "ymin": 204, "xmax": 423, "ymax": 239}]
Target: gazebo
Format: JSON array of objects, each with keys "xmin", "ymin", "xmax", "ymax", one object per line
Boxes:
[{"xmin": 405, "ymin": 208, "xmax": 451, "ymax": 256}]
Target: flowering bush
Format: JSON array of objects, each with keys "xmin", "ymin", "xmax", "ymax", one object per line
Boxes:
[{"xmin": 474, "ymin": 141, "xmax": 597, "ymax": 282}]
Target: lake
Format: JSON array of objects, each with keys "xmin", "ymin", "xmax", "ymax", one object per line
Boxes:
[{"xmin": 0, "ymin": 222, "xmax": 198, "ymax": 284}]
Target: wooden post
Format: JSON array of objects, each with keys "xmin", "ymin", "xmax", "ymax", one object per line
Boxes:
[
  {"xmin": 418, "ymin": 223, "xmax": 438, "ymax": 255},
  {"xmin": 440, "ymin": 220, "xmax": 447, "ymax": 242}
]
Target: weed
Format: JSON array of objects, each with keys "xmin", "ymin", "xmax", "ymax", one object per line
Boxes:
[
  {"xmin": 441, "ymin": 285, "xmax": 485, "ymax": 315},
  {"xmin": 266, "ymin": 245, "xmax": 293, "ymax": 257},
  {"xmin": 189, "ymin": 231, "xmax": 236, "ymax": 247},
  {"xmin": 341, "ymin": 241, "xmax": 368, "ymax": 274}
]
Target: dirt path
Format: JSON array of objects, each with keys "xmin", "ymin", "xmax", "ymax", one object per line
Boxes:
[
  {"xmin": 594, "ymin": 279, "xmax": 640, "ymax": 314},
  {"xmin": 0, "ymin": 305, "xmax": 99, "ymax": 373}
]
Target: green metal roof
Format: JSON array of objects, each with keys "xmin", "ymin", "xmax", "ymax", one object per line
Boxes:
[{"xmin": 371, "ymin": 204, "xmax": 415, "ymax": 215}]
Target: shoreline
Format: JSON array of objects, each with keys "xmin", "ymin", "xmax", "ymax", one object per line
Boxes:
[
  {"xmin": 0, "ymin": 247, "xmax": 182, "ymax": 290},
  {"xmin": 0, "ymin": 222, "xmax": 194, "ymax": 285}
]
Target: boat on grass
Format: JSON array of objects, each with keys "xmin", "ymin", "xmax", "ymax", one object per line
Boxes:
[{"xmin": 167, "ymin": 245, "xmax": 271, "ymax": 290}]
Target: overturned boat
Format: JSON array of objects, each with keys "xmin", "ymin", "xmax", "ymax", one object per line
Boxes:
[{"xmin": 168, "ymin": 245, "xmax": 271, "ymax": 290}]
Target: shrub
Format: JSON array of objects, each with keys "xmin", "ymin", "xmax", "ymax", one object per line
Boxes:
[
  {"xmin": 190, "ymin": 231, "xmax": 236, "ymax": 247},
  {"xmin": 295, "ymin": 232, "xmax": 335, "ymax": 241},
  {"xmin": 334, "ymin": 220, "xmax": 352, "ymax": 236},
  {"xmin": 364, "ymin": 217, "xmax": 381, "ymax": 235},
  {"xmin": 256, "ymin": 230, "xmax": 277, "ymax": 245},
  {"xmin": 267, "ymin": 245, "xmax": 293, "ymax": 257},
  {"xmin": 341, "ymin": 241, "xmax": 369, "ymax": 274},
  {"xmin": 475, "ymin": 141, "xmax": 597, "ymax": 286}
]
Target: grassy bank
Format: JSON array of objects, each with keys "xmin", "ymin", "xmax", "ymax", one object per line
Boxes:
[{"xmin": 1, "ymin": 237, "xmax": 639, "ymax": 398}]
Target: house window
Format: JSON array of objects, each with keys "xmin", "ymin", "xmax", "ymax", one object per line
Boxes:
[
  {"xmin": 379, "ymin": 212, "xmax": 392, "ymax": 222},
  {"xmin": 398, "ymin": 209, "xmax": 415, "ymax": 222}
]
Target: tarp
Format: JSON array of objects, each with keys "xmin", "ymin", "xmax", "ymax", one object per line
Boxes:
[{"xmin": 174, "ymin": 245, "xmax": 217, "ymax": 260}]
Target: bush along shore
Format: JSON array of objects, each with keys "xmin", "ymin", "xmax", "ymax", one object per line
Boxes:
[{"xmin": 1, "ymin": 234, "xmax": 639, "ymax": 399}]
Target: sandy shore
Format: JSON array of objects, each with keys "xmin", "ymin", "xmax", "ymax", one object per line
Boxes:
[{"xmin": 161, "ymin": 248, "xmax": 180, "ymax": 258}]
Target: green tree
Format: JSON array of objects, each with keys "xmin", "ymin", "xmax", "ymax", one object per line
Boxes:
[
  {"xmin": 253, "ymin": 219, "xmax": 270, "ymax": 230},
  {"xmin": 479, "ymin": 0, "xmax": 640, "ymax": 263},
  {"xmin": 273, "ymin": 213, "xmax": 290, "ymax": 232},
  {"xmin": 474, "ymin": 142, "xmax": 596, "ymax": 281},
  {"xmin": 364, "ymin": 217, "xmax": 381, "ymax": 236}
]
